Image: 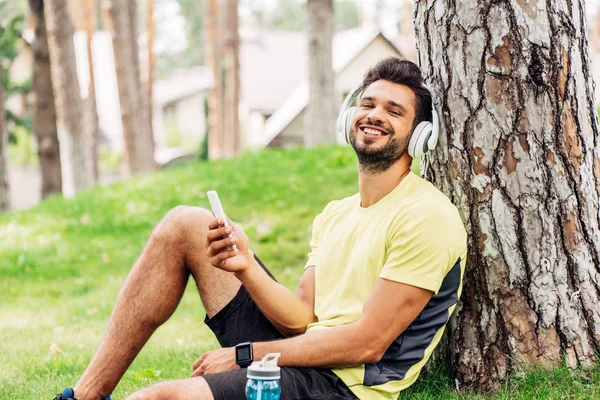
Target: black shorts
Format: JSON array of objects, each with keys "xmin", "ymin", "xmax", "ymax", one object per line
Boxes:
[{"xmin": 203, "ymin": 255, "xmax": 358, "ymax": 400}]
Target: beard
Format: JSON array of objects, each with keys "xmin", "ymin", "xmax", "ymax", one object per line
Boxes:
[{"xmin": 349, "ymin": 120, "xmax": 410, "ymax": 174}]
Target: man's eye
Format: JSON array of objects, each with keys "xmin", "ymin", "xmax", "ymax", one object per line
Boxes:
[
  {"xmin": 361, "ymin": 104, "xmax": 374, "ymax": 108},
  {"xmin": 390, "ymin": 110, "xmax": 401, "ymax": 116}
]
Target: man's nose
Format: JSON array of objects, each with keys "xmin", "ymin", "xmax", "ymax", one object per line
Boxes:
[{"xmin": 366, "ymin": 106, "xmax": 385, "ymax": 122}]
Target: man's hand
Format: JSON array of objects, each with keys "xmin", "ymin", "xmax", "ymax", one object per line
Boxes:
[
  {"xmin": 206, "ymin": 217, "xmax": 252, "ymax": 273},
  {"xmin": 191, "ymin": 347, "xmax": 239, "ymax": 377}
]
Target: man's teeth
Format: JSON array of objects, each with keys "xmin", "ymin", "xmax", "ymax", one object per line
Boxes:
[{"xmin": 363, "ymin": 128, "xmax": 382, "ymax": 136}]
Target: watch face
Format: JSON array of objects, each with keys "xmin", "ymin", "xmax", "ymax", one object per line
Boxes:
[{"xmin": 236, "ymin": 346, "xmax": 251, "ymax": 361}]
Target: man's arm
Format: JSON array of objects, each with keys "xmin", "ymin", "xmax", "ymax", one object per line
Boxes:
[
  {"xmin": 192, "ymin": 278, "xmax": 432, "ymax": 376},
  {"xmin": 206, "ymin": 217, "xmax": 316, "ymax": 337},
  {"xmin": 235, "ymin": 257, "xmax": 317, "ymax": 336},
  {"xmin": 253, "ymin": 278, "xmax": 432, "ymax": 367}
]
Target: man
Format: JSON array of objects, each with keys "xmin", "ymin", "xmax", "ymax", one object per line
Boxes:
[{"xmin": 54, "ymin": 57, "xmax": 467, "ymax": 400}]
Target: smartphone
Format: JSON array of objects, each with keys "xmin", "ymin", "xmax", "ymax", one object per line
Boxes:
[{"xmin": 207, "ymin": 191, "xmax": 238, "ymax": 251}]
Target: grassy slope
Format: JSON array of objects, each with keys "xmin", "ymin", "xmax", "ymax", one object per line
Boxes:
[{"xmin": 0, "ymin": 146, "xmax": 598, "ymax": 399}]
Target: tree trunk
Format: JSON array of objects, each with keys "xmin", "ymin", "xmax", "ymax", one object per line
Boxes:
[
  {"xmin": 44, "ymin": 0, "xmax": 92, "ymax": 196},
  {"xmin": 206, "ymin": 0, "xmax": 224, "ymax": 159},
  {"xmin": 146, "ymin": 0, "xmax": 156, "ymax": 160},
  {"xmin": 0, "ymin": 68, "xmax": 10, "ymax": 212},
  {"xmin": 415, "ymin": 0, "xmax": 600, "ymax": 389},
  {"xmin": 105, "ymin": 0, "xmax": 154, "ymax": 177},
  {"xmin": 305, "ymin": 0, "xmax": 336, "ymax": 147},
  {"xmin": 222, "ymin": 0, "xmax": 240, "ymax": 157},
  {"xmin": 28, "ymin": 0, "xmax": 63, "ymax": 199},
  {"xmin": 127, "ymin": 0, "xmax": 155, "ymax": 170},
  {"xmin": 83, "ymin": 0, "xmax": 100, "ymax": 184}
]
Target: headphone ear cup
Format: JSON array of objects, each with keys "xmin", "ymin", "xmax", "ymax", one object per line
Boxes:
[
  {"xmin": 428, "ymin": 106, "xmax": 440, "ymax": 151},
  {"xmin": 409, "ymin": 121, "xmax": 432, "ymax": 158},
  {"xmin": 343, "ymin": 106, "xmax": 358, "ymax": 143}
]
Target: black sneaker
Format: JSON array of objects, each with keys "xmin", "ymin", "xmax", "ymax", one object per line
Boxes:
[{"xmin": 53, "ymin": 388, "xmax": 112, "ymax": 400}]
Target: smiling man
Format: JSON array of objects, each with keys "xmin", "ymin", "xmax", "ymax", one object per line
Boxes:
[{"xmin": 54, "ymin": 58, "xmax": 467, "ymax": 400}]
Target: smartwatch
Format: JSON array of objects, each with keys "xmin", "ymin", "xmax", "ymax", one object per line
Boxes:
[{"xmin": 235, "ymin": 342, "xmax": 253, "ymax": 368}]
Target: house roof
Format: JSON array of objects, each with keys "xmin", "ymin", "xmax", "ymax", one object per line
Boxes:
[
  {"xmin": 241, "ymin": 27, "xmax": 404, "ymax": 114},
  {"xmin": 154, "ymin": 66, "xmax": 213, "ymax": 106},
  {"xmin": 240, "ymin": 30, "xmax": 308, "ymax": 113},
  {"xmin": 156, "ymin": 28, "xmax": 405, "ymax": 114},
  {"xmin": 256, "ymin": 29, "xmax": 403, "ymax": 149}
]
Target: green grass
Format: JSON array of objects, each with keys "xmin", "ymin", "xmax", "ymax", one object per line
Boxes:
[{"xmin": 0, "ymin": 145, "xmax": 598, "ymax": 399}]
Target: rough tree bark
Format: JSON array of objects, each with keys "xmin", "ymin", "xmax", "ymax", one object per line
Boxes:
[
  {"xmin": 206, "ymin": 0, "xmax": 224, "ymax": 159},
  {"xmin": 222, "ymin": 0, "xmax": 240, "ymax": 157},
  {"xmin": 104, "ymin": 0, "xmax": 155, "ymax": 177},
  {"xmin": 415, "ymin": 0, "xmax": 600, "ymax": 388},
  {"xmin": 305, "ymin": 0, "xmax": 336, "ymax": 146},
  {"xmin": 44, "ymin": 0, "xmax": 92, "ymax": 196},
  {"xmin": 28, "ymin": 0, "xmax": 63, "ymax": 198},
  {"xmin": 0, "ymin": 68, "xmax": 10, "ymax": 211}
]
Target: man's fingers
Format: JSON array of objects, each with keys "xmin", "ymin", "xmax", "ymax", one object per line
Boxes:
[
  {"xmin": 192, "ymin": 358, "xmax": 201, "ymax": 371},
  {"xmin": 207, "ymin": 226, "xmax": 233, "ymax": 242},
  {"xmin": 191, "ymin": 366, "xmax": 204, "ymax": 377},
  {"xmin": 208, "ymin": 218, "xmax": 225, "ymax": 230},
  {"xmin": 210, "ymin": 249, "xmax": 238, "ymax": 267},
  {"xmin": 207, "ymin": 237, "xmax": 238, "ymax": 257}
]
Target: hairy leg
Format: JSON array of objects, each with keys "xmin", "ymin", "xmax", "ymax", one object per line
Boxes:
[
  {"xmin": 124, "ymin": 377, "xmax": 214, "ymax": 400},
  {"xmin": 73, "ymin": 206, "xmax": 241, "ymax": 400}
]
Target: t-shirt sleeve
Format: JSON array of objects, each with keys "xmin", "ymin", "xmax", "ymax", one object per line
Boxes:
[
  {"xmin": 304, "ymin": 212, "xmax": 324, "ymax": 270},
  {"xmin": 379, "ymin": 199, "xmax": 466, "ymax": 294}
]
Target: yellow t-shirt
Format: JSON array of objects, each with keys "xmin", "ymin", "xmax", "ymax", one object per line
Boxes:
[{"xmin": 304, "ymin": 172, "xmax": 467, "ymax": 400}]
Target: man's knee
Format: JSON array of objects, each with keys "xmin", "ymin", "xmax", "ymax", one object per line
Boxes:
[
  {"xmin": 152, "ymin": 206, "xmax": 213, "ymax": 246},
  {"xmin": 125, "ymin": 386, "xmax": 161, "ymax": 400},
  {"xmin": 125, "ymin": 378, "xmax": 214, "ymax": 400}
]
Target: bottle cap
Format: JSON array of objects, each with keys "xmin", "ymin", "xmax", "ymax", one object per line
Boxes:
[{"xmin": 247, "ymin": 353, "xmax": 281, "ymax": 380}]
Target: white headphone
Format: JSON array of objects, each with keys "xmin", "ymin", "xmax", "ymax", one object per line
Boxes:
[{"xmin": 336, "ymin": 83, "xmax": 440, "ymax": 158}]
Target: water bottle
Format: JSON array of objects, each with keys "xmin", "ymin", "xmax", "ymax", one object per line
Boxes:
[{"xmin": 245, "ymin": 353, "xmax": 281, "ymax": 400}]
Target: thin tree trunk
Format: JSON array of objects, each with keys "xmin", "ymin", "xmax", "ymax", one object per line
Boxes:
[
  {"xmin": 0, "ymin": 68, "xmax": 10, "ymax": 212},
  {"xmin": 415, "ymin": 0, "xmax": 600, "ymax": 389},
  {"xmin": 28, "ymin": 0, "xmax": 62, "ymax": 199},
  {"xmin": 305, "ymin": 0, "xmax": 336, "ymax": 147},
  {"xmin": 127, "ymin": 0, "xmax": 155, "ymax": 170},
  {"xmin": 222, "ymin": 0, "xmax": 240, "ymax": 157},
  {"xmin": 146, "ymin": 0, "xmax": 156, "ymax": 160},
  {"xmin": 44, "ymin": 0, "xmax": 92, "ymax": 196},
  {"xmin": 206, "ymin": 0, "xmax": 224, "ymax": 159},
  {"xmin": 104, "ymin": 0, "xmax": 153, "ymax": 176},
  {"xmin": 83, "ymin": 0, "xmax": 100, "ymax": 183}
]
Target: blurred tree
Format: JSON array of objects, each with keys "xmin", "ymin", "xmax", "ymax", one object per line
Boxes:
[
  {"xmin": 0, "ymin": 4, "xmax": 29, "ymax": 145},
  {"xmin": 175, "ymin": 0, "xmax": 205, "ymax": 66},
  {"xmin": 81, "ymin": 0, "xmax": 100, "ymax": 184},
  {"xmin": 104, "ymin": 0, "xmax": 156, "ymax": 177},
  {"xmin": 222, "ymin": 0, "xmax": 240, "ymax": 157},
  {"xmin": 272, "ymin": 0, "xmax": 359, "ymax": 32},
  {"xmin": 415, "ymin": 0, "xmax": 600, "ymax": 389},
  {"xmin": 334, "ymin": 0, "xmax": 359, "ymax": 30},
  {"xmin": 273, "ymin": 0, "xmax": 305, "ymax": 31},
  {"xmin": 28, "ymin": 0, "xmax": 62, "ymax": 198},
  {"xmin": 205, "ymin": 0, "xmax": 224, "ymax": 159},
  {"xmin": 146, "ymin": 0, "xmax": 155, "ymax": 159},
  {"xmin": 305, "ymin": 0, "xmax": 336, "ymax": 146},
  {"xmin": 0, "ymin": 66, "xmax": 9, "ymax": 211},
  {"xmin": 44, "ymin": 0, "xmax": 92, "ymax": 196}
]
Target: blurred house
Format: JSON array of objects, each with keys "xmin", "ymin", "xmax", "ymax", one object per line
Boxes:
[
  {"xmin": 157, "ymin": 28, "xmax": 408, "ymax": 151},
  {"xmin": 9, "ymin": 26, "xmax": 408, "ymax": 162}
]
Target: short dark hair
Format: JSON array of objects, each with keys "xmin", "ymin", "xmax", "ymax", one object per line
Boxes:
[{"xmin": 361, "ymin": 57, "xmax": 432, "ymax": 132}]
